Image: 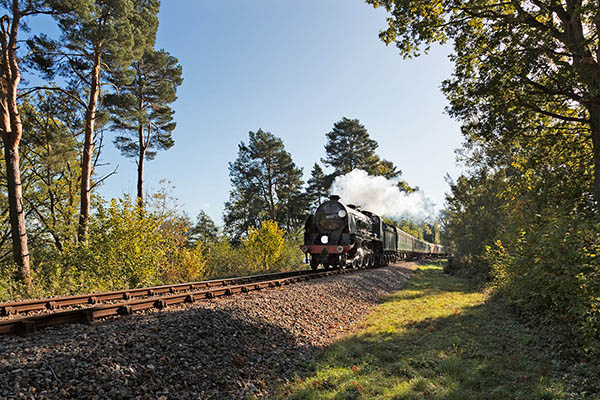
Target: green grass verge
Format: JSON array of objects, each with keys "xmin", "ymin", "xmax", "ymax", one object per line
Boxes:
[{"xmin": 276, "ymin": 262, "xmax": 598, "ymax": 400}]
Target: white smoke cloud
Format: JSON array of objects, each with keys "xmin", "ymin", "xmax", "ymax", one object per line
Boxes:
[{"xmin": 330, "ymin": 169, "xmax": 437, "ymax": 222}]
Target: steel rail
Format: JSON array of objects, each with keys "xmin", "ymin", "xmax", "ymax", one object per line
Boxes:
[
  {"xmin": 0, "ymin": 267, "xmax": 353, "ymax": 336},
  {"xmin": 0, "ymin": 268, "xmax": 328, "ymax": 317}
]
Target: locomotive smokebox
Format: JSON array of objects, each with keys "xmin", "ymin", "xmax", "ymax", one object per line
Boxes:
[{"xmin": 329, "ymin": 194, "xmax": 340, "ymax": 202}]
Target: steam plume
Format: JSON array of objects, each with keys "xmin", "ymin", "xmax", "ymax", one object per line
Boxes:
[{"xmin": 330, "ymin": 169, "xmax": 436, "ymax": 221}]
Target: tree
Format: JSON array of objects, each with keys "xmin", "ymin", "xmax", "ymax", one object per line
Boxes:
[
  {"xmin": 105, "ymin": 48, "xmax": 183, "ymax": 204},
  {"xmin": 20, "ymin": 91, "xmax": 80, "ymax": 251},
  {"xmin": 0, "ymin": 0, "xmax": 57, "ymax": 288},
  {"xmin": 242, "ymin": 220, "xmax": 285, "ymax": 272},
  {"xmin": 322, "ymin": 117, "xmax": 380, "ymax": 182},
  {"xmin": 375, "ymin": 158, "xmax": 401, "ymax": 179},
  {"xmin": 305, "ymin": 163, "xmax": 328, "ymax": 210},
  {"xmin": 188, "ymin": 210, "xmax": 218, "ymax": 245},
  {"xmin": 224, "ymin": 129, "xmax": 306, "ymax": 240},
  {"xmin": 369, "ymin": 0, "xmax": 600, "ymax": 351},
  {"xmin": 321, "ymin": 117, "xmax": 407, "ymax": 189},
  {"xmin": 366, "ymin": 0, "xmax": 600, "ymax": 206},
  {"xmin": 28, "ymin": 0, "xmax": 160, "ymax": 241}
]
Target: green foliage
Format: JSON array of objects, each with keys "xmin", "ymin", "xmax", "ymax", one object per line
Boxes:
[
  {"xmin": 105, "ymin": 48, "xmax": 183, "ymax": 200},
  {"xmin": 385, "ymin": 216, "xmax": 442, "ymax": 244},
  {"xmin": 202, "ymin": 223, "xmax": 304, "ymax": 279},
  {"xmin": 366, "ymin": 0, "xmax": 600, "ymax": 199},
  {"xmin": 224, "ymin": 129, "xmax": 307, "ymax": 240},
  {"xmin": 486, "ymin": 209, "xmax": 600, "ymax": 355},
  {"xmin": 19, "ymin": 91, "xmax": 81, "ymax": 251},
  {"xmin": 440, "ymin": 131, "xmax": 600, "ymax": 353},
  {"xmin": 305, "ymin": 163, "xmax": 328, "ymax": 211},
  {"xmin": 369, "ymin": 0, "xmax": 600, "ymax": 355},
  {"xmin": 0, "ymin": 195, "xmax": 209, "ymax": 300},
  {"xmin": 321, "ymin": 117, "xmax": 412, "ymax": 190},
  {"xmin": 188, "ymin": 210, "xmax": 219, "ymax": 245},
  {"xmin": 322, "ymin": 117, "xmax": 380, "ymax": 178},
  {"xmin": 440, "ymin": 169, "xmax": 506, "ymax": 278},
  {"xmin": 204, "ymin": 237, "xmax": 246, "ymax": 279},
  {"xmin": 106, "ymin": 48, "xmax": 182, "ymax": 161},
  {"xmin": 56, "ymin": 197, "xmax": 169, "ymax": 290},
  {"xmin": 277, "ymin": 228, "xmax": 305, "ymax": 271}
]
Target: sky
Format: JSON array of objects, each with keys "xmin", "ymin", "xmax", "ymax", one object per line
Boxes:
[{"xmin": 34, "ymin": 1, "xmax": 465, "ymax": 224}]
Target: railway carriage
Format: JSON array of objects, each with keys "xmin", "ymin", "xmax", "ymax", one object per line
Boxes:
[{"xmin": 302, "ymin": 195, "xmax": 447, "ymax": 269}]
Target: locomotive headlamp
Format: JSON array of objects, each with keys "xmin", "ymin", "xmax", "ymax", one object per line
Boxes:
[
  {"xmin": 301, "ymin": 246, "xmax": 308, "ymax": 253},
  {"xmin": 320, "ymin": 235, "xmax": 328, "ymax": 244},
  {"xmin": 338, "ymin": 210, "xmax": 346, "ymax": 218}
]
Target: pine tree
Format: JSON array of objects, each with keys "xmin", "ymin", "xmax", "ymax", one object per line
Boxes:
[
  {"xmin": 321, "ymin": 117, "xmax": 408, "ymax": 189},
  {"xmin": 305, "ymin": 163, "xmax": 328, "ymax": 210},
  {"xmin": 28, "ymin": 0, "xmax": 160, "ymax": 242},
  {"xmin": 0, "ymin": 0, "xmax": 56, "ymax": 288},
  {"xmin": 188, "ymin": 210, "xmax": 218, "ymax": 245},
  {"xmin": 322, "ymin": 117, "xmax": 380, "ymax": 180},
  {"xmin": 224, "ymin": 129, "xmax": 307, "ymax": 240},
  {"xmin": 376, "ymin": 158, "xmax": 401, "ymax": 179},
  {"xmin": 105, "ymin": 48, "xmax": 183, "ymax": 205}
]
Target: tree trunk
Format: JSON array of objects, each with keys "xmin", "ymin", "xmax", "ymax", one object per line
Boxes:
[
  {"xmin": 589, "ymin": 104, "xmax": 600, "ymax": 206},
  {"xmin": 137, "ymin": 125, "xmax": 146, "ymax": 205},
  {"xmin": 2, "ymin": 136, "xmax": 31, "ymax": 287},
  {"xmin": 0, "ymin": 3, "xmax": 31, "ymax": 289},
  {"xmin": 78, "ymin": 52, "xmax": 102, "ymax": 243}
]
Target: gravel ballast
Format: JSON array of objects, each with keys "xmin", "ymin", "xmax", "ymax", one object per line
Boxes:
[{"xmin": 0, "ymin": 263, "xmax": 415, "ymax": 399}]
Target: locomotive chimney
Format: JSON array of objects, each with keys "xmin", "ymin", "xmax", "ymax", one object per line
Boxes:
[{"xmin": 329, "ymin": 194, "xmax": 340, "ymax": 202}]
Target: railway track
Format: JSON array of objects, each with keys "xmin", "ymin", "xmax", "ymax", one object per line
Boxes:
[{"xmin": 0, "ymin": 266, "xmax": 359, "ymax": 336}]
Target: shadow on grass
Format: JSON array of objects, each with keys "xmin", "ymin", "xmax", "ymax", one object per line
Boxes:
[{"xmin": 281, "ymin": 266, "xmax": 588, "ymax": 400}]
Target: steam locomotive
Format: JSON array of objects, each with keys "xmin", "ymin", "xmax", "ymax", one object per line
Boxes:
[{"xmin": 301, "ymin": 195, "xmax": 447, "ymax": 269}]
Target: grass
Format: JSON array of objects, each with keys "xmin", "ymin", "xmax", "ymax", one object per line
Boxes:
[{"xmin": 276, "ymin": 261, "xmax": 598, "ymax": 400}]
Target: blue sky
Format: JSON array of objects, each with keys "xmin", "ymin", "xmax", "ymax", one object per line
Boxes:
[{"xmin": 41, "ymin": 1, "xmax": 465, "ymax": 224}]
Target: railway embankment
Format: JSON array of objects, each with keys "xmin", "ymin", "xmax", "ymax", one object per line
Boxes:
[
  {"xmin": 0, "ymin": 263, "xmax": 414, "ymax": 399},
  {"xmin": 278, "ymin": 261, "xmax": 599, "ymax": 399}
]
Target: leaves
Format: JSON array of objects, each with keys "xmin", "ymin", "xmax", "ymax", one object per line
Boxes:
[
  {"xmin": 243, "ymin": 220, "xmax": 286, "ymax": 272},
  {"xmin": 224, "ymin": 129, "xmax": 307, "ymax": 240}
]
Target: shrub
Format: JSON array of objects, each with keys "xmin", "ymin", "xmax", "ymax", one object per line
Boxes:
[
  {"xmin": 204, "ymin": 223, "xmax": 304, "ymax": 279},
  {"xmin": 487, "ymin": 209, "xmax": 600, "ymax": 355},
  {"xmin": 242, "ymin": 220, "xmax": 285, "ymax": 272},
  {"xmin": 205, "ymin": 237, "xmax": 247, "ymax": 278},
  {"xmin": 10, "ymin": 195, "xmax": 209, "ymax": 299}
]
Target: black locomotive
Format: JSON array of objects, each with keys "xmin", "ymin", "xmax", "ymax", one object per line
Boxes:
[{"xmin": 301, "ymin": 195, "xmax": 447, "ymax": 269}]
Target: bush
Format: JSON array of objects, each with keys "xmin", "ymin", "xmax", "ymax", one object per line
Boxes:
[
  {"xmin": 205, "ymin": 237, "xmax": 247, "ymax": 278},
  {"xmin": 204, "ymin": 222, "xmax": 304, "ymax": 279},
  {"xmin": 487, "ymin": 209, "xmax": 600, "ymax": 355},
  {"xmin": 2, "ymin": 196, "xmax": 209, "ymax": 300},
  {"xmin": 242, "ymin": 220, "xmax": 285, "ymax": 272}
]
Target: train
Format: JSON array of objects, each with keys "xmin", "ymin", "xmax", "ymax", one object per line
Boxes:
[{"xmin": 301, "ymin": 195, "xmax": 447, "ymax": 269}]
